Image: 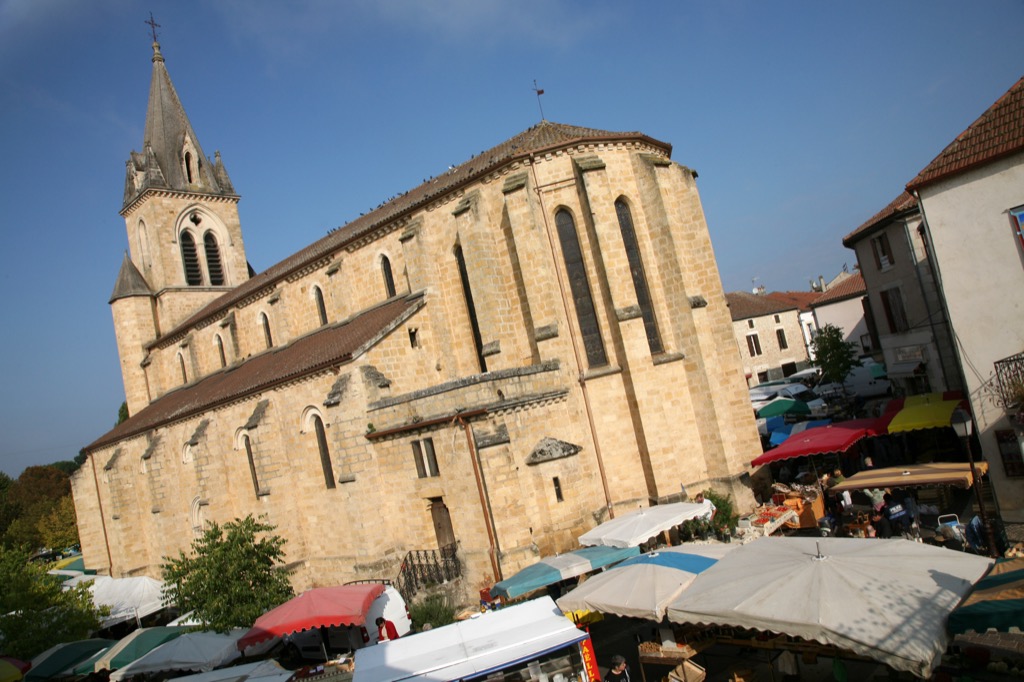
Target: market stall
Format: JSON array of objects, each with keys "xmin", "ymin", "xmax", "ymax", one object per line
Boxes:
[
  {"xmin": 354, "ymin": 597, "xmax": 600, "ymax": 682},
  {"xmin": 489, "ymin": 545, "xmax": 639, "ymax": 601},
  {"xmin": 663, "ymin": 536, "xmax": 993, "ymax": 678}
]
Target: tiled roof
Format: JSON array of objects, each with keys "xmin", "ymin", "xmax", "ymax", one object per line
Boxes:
[
  {"xmin": 725, "ymin": 291, "xmax": 798, "ymax": 321},
  {"xmin": 764, "ymin": 290, "xmax": 819, "ymax": 313},
  {"xmin": 811, "ymin": 272, "xmax": 866, "ymax": 306},
  {"xmin": 907, "ymin": 76, "xmax": 1024, "ymax": 191},
  {"xmin": 842, "ymin": 191, "xmax": 918, "ymax": 246},
  {"xmin": 87, "ymin": 294, "xmax": 424, "ymax": 451},
  {"xmin": 154, "ymin": 121, "xmax": 668, "ymax": 346}
]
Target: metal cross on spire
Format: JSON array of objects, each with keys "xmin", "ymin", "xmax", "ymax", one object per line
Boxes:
[
  {"xmin": 145, "ymin": 12, "xmax": 161, "ymax": 42},
  {"xmin": 533, "ymin": 80, "xmax": 546, "ymax": 121}
]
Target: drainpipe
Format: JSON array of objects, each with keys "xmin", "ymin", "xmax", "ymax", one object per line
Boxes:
[
  {"xmin": 455, "ymin": 413, "xmax": 502, "ymax": 582},
  {"xmin": 902, "ymin": 217, "xmax": 952, "ymax": 389},
  {"xmin": 529, "ymin": 154, "xmax": 615, "ymax": 519},
  {"xmin": 89, "ymin": 452, "xmax": 114, "ymax": 573}
]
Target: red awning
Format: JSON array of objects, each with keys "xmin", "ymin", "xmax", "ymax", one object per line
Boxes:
[
  {"xmin": 751, "ymin": 419, "xmax": 883, "ymax": 466},
  {"xmin": 237, "ymin": 583, "xmax": 386, "ymax": 651}
]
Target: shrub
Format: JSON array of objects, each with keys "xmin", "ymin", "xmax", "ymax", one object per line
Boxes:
[{"xmin": 409, "ymin": 593, "xmax": 456, "ymax": 632}]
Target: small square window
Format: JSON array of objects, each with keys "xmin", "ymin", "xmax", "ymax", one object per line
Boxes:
[{"xmin": 747, "ymin": 319, "xmax": 755, "ymax": 329}]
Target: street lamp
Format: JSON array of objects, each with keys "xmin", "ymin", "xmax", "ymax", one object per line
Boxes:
[{"xmin": 951, "ymin": 408, "xmax": 999, "ymax": 557}]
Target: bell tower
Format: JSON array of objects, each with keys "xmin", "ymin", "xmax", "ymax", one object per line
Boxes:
[{"xmin": 112, "ymin": 35, "xmax": 250, "ymax": 416}]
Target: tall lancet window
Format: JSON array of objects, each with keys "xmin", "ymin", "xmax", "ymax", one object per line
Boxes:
[
  {"xmin": 260, "ymin": 313, "xmax": 274, "ymax": 349},
  {"xmin": 555, "ymin": 209, "xmax": 607, "ymax": 368},
  {"xmin": 215, "ymin": 334, "xmax": 227, "ymax": 368},
  {"xmin": 454, "ymin": 244, "xmax": 486, "ymax": 373},
  {"xmin": 312, "ymin": 415, "xmax": 336, "ymax": 489},
  {"xmin": 180, "ymin": 232, "xmax": 203, "ymax": 285},
  {"xmin": 381, "ymin": 256, "xmax": 396, "ymax": 299},
  {"xmin": 615, "ymin": 199, "xmax": 662, "ymax": 354},
  {"xmin": 184, "ymin": 152, "xmax": 194, "ymax": 184},
  {"xmin": 204, "ymin": 232, "xmax": 224, "ymax": 285},
  {"xmin": 314, "ymin": 286, "xmax": 328, "ymax": 326},
  {"xmin": 178, "ymin": 353, "xmax": 188, "ymax": 384},
  {"xmin": 243, "ymin": 434, "xmax": 260, "ymax": 496}
]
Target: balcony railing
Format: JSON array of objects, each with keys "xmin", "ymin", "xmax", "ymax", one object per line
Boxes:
[{"xmin": 993, "ymin": 351, "xmax": 1024, "ymax": 408}]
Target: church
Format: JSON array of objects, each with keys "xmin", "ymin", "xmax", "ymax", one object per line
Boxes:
[{"xmin": 71, "ymin": 39, "xmax": 760, "ymax": 598}]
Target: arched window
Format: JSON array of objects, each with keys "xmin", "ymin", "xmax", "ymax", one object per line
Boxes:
[
  {"xmin": 381, "ymin": 256, "xmax": 396, "ymax": 299},
  {"xmin": 555, "ymin": 209, "xmax": 607, "ymax": 367},
  {"xmin": 204, "ymin": 232, "xmax": 224, "ymax": 285},
  {"xmin": 260, "ymin": 313, "xmax": 273, "ymax": 349},
  {"xmin": 454, "ymin": 244, "xmax": 486, "ymax": 372},
  {"xmin": 615, "ymin": 199, "xmax": 662, "ymax": 354},
  {"xmin": 215, "ymin": 334, "xmax": 227, "ymax": 368},
  {"xmin": 178, "ymin": 352, "xmax": 188, "ymax": 384},
  {"xmin": 185, "ymin": 152, "xmax": 194, "ymax": 184},
  {"xmin": 312, "ymin": 414, "xmax": 336, "ymax": 489},
  {"xmin": 180, "ymin": 232, "xmax": 203, "ymax": 285},
  {"xmin": 242, "ymin": 434, "xmax": 260, "ymax": 495},
  {"xmin": 314, "ymin": 286, "xmax": 328, "ymax": 326}
]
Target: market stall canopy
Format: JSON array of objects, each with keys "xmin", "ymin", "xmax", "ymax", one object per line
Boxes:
[
  {"xmin": 353, "ymin": 597, "xmax": 587, "ymax": 682},
  {"xmin": 948, "ymin": 557, "xmax": 1024, "ymax": 634},
  {"xmin": 578, "ymin": 502, "xmax": 713, "ymax": 549},
  {"xmin": 62, "ymin": 574, "xmax": 166, "ymax": 627},
  {"xmin": 829, "ymin": 462, "xmax": 989, "ymax": 494},
  {"xmin": 50, "ymin": 555, "xmax": 87, "ymax": 572},
  {"xmin": 664, "ymin": 537, "xmax": 993, "ymax": 678},
  {"xmin": 883, "ymin": 392, "xmax": 967, "ymax": 434},
  {"xmin": 26, "ymin": 639, "xmax": 116, "ymax": 681},
  {"xmin": 490, "ymin": 545, "xmax": 639, "ymax": 600},
  {"xmin": 89, "ymin": 626, "xmax": 189, "ymax": 672},
  {"xmin": 237, "ymin": 583, "xmax": 385, "ymax": 651},
  {"xmin": 162, "ymin": 659, "xmax": 292, "ymax": 682},
  {"xmin": 755, "ymin": 398, "xmax": 810, "ymax": 419},
  {"xmin": 108, "ymin": 630, "xmax": 245, "ymax": 681},
  {"xmin": 556, "ymin": 543, "xmax": 738, "ymax": 620},
  {"xmin": 752, "ymin": 419, "xmax": 882, "ymax": 466},
  {"xmin": 0, "ymin": 660, "xmax": 26, "ymax": 682},
  {"xmin": 767, "ymin": 419, "xmax": 831, "ymax": 447}
]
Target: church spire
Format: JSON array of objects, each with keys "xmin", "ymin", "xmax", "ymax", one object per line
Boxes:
[{"xmin": 122, "ymin": 35, "xmax": 235, "ymax": 210}]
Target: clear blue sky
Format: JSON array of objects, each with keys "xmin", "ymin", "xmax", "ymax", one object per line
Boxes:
[{"xmin": 1, "ymin": 0, "xmax": 1021, "ymax": 477}]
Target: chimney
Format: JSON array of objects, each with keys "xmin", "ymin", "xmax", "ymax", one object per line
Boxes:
[{"xmin": 818, "ymin": 275, "xmax": 826, "ymax": 291}]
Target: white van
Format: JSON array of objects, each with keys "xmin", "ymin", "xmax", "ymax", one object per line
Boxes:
[
  {"xmin": 287, "ymin": 585, "xmax": 412, "ymax": 660},
  {"xmin": 816, "ymin": 362, "xmax": 891, "ymax": 399}
]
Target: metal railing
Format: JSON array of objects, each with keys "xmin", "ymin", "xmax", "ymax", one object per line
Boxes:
[
  {"xmin": 394, "ymin": 544, "xmax": 461, "ymax": 602},
  {"xmin": 994, "ymin": 351, "xmax": 1024, "ymax": 408}
]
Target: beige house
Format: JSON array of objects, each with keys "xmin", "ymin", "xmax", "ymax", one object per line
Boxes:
[
  {"xmin": 842, "ymin": 192, "xmax": 962, "ymax": 396},
  {"xmin": 725, "ymin": 292, "xmax": 809, "ymax": 386},
  {"xmin": 71, "ymin": 41, "xmax": 760, "ymax": 597},
  {"xmin": 905, "ymin": 76, "xmax": 1024, "ymax": 523},
  {"xmin": 809, "ymin": 273, "xmax": 874, "ymax": 358}
]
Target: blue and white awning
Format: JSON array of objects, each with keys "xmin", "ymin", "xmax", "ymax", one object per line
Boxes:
[{"xmin": 490, "ymin": 545, "xmax": 639, "ymax": 599}]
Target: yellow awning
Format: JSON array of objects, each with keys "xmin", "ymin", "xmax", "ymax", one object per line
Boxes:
[{"xmin": 886, "ymin": 399, "xmax": 962, "ymax": 433}]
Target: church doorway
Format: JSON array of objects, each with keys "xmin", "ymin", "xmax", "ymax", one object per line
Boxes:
[{"xmin": 429, "ymin": 497, "xmax": 456, "ymax": 549}]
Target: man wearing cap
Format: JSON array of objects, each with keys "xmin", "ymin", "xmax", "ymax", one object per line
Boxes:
[{"xmin": 605, "ymin": 655, "xmax": 630, "ymax": 682}]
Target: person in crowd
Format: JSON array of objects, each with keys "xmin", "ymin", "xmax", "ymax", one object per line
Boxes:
[
  {"xmin": 376, "ymin": 616, "xmax": 400, "ymax": 642},
  {"xmin": 883, "ymin": 493, "xmax": 912, "ymax": 536},
  {"xmin": 694, "ymin": 492, "xmax": 716, "ymax": 520},
  {"xmin": 605, "ymin": 655, "xmax": 630, "ymax": 682},
  {"xmin": 870, "ymin": 509, "xmax": 893, "ymax": 539}
]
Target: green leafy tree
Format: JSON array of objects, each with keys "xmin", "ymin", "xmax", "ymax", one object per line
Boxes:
[
  {"xmin": 38, "ymin": 496, "xmax": 79, "ymax": 551},
  {"xmin": 7, "ymin": 466, "xmax": 70, "ymax": 509},
  {"xmin": 117, "ymin": 401, "xmax": 129, "ymax": 425},
  {"xmin": 810, "ymin": 324, "xmax": 861, "ymax": 384},
  {"xmin": 0, "ymin": 546, "xmax": 104, "ymax": 659},
  {"xmin": 162, "ymin": 515, "xmax": 294, "ymax": 632}
]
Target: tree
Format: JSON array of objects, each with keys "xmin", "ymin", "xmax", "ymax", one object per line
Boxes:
[
  {"xmin": 0, "ymin": 546, "xmax": 104, "ymax": 659},
  {"xmin": 7, "ymin": 466, "xmax": 70, "ymax": 509},
  {"xmin": 117, "ymin": 401, "xmax": 129, "ymax": 425},
  {"xmin": 810, "ymin": 324, "xmax": 861, "ymax": 384},
  {"xmin": 162, "ymin": 515, "xmax": 294, "ymax": 632},
  {"xmin": 38, "ymin": 495, "xmax": 79, "ymax": 551}
]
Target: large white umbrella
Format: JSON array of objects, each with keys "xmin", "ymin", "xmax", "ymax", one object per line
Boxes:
[
  {"xmin": 165, "ymin": 659, "xmax": 292, "ymax": 682},
  {"xmin": 109, "ymin": 630, "xmax": 246, "ymax": 681},
  {"xmin": 578, "ymin": 502, "xmax": 712, "ymax": 548},
  {"xmin": 664, "ymin": 537, "xmax": 993, "ymax": 678},
  {"xmin": 556, "ymin": 542, "xmax": 738, "ymax": 620},
  {"xmin": 63, "ymin": 574, "xmax": 166, "ymax": 627}
]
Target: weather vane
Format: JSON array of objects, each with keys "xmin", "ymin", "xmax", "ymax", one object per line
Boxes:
[
  {"xmin": 145, "ymin": 12, "xmax": 161, "ymax": 42},
  {"xmin": 533, "ymin": 80, "xmax": 545, "ymax": 121}
]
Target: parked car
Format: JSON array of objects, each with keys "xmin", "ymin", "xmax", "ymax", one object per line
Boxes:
[
  {"xmin": 816, "ymin": 361, "xmax": 891, "ymax": 399},
  {"xmin": 750, "ymin": 383, "xmax": 828, "ymax": 416}
]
